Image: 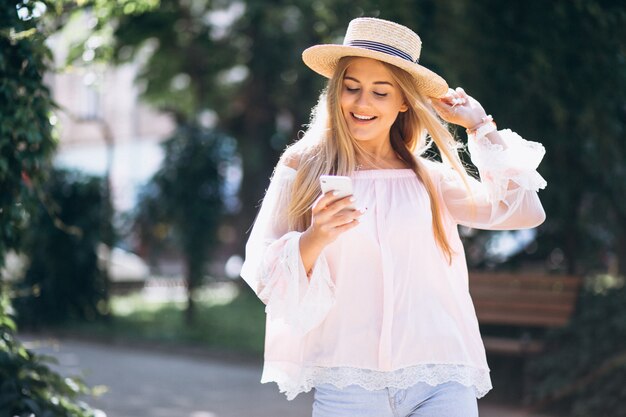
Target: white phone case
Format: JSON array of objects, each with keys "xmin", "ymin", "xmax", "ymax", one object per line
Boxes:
[{"xmin": 320, "ymin": 175, "xmax": 355, "ymax": 209}]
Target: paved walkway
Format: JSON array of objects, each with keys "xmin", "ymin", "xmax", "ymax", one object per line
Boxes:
[{"xmin": 19, "ymin": 335, "xmax": 552, "ymax": 417}]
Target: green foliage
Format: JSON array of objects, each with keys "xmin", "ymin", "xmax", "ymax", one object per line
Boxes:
[
  {"xmin": 0, "ymin": 292, "xmax": 100, "ymax": 417},
  {"xmin": 69, "ymin": 0, "xmax": 626, "ymax": 274},
  {"xmin": 1, "ymin": 2, "xmax": 103, "ymax": 416},
  {"xmin": 15, "ymin": 169, "xmax": 110, "ymax": 327},
  {"xmin": 153, "ymin": 125, "xmax": 236, "ymax": 256},
  {"xmin": 83, "ymin": 0, "xmax": 389, "ymax": 253},
  {"xmin": 0, "ymin": 1, "xmax": 57, "ymax": 262},
  {"xmin": 94, "ymin": 0, "xmax": 625, "ymax": 274},
  {"xmin": 134, "ymin": 124, "xmax": 237, "ymax": 322},
  {"xmin": 528, "ymin": 282, "xmax": 626, "ymax": 416},
  {"xmin": 430, "ymin": 0, "xmax": 626, "ymax": 273}
]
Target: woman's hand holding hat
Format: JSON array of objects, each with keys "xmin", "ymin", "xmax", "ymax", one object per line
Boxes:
[
  {"xmin": 432, "ymin": 87, "xmax": 507, "ymax": 147},
  {"xmin": 431, "ymin": 87, "xmax": 488, "ymax": 130}
]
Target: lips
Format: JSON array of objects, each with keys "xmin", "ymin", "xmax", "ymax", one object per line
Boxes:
[{"xmin": 351, "ymin": 113, "xmax": 377, "ymax": 122}]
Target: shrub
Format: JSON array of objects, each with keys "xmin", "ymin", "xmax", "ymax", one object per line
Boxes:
[
  {"xmin": 15, "ymin": 169, "xmax": 111, "ymax": 327},
  {"xmin": 528, "ymin": 279, "xmax": 626, "ymax": 417},
  {"xmin": 0, "ymin": 291, "xmax": 101, "ymax": 417},
  {"xmin": 1, "ymin": 2, "xmax": 103, "ymax": 416},
  {"xmin": 133, "ymin": 124, "xmax": 237, "ymax": 324}
]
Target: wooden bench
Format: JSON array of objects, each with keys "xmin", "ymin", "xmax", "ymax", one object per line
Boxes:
[{"xmin": 469, "ymin": 272, "xmax": 583, "ymax": 356}]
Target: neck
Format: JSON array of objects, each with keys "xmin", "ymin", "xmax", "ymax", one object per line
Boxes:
[
  {"xmin": 355, "ymin": 135, "xmax": 405, "ymax": 169},
  {"xmin": 357, "ymin": 136, "xmax": 395, "ymax": 161}
]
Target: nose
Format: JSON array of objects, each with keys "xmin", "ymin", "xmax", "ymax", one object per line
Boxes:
[{"xmin": 355, "ymin": 90, "xmax": 371, "ymax": 107}]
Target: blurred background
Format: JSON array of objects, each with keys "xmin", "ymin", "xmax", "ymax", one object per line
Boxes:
[{"xmin": 1, "ymin": 0, "xmax": 625, "ymax": 416}]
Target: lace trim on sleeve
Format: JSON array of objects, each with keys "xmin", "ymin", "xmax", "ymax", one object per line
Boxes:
[
  {"xmin": 468, "ymin": 129, "xmax": 547, "ymax": 202},
  {"xmin": 258, "ymin": 232, "xmax": 335, "ymax": 335}
]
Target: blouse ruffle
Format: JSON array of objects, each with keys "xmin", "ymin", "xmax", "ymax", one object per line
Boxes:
[
  {"xmin": 257, "ymin": 231, "xmax": 335, "ymax": 335},
  {"xmin": 468, "ymin": 128, "xmax": 547, "ymax": 204},
  {"xmin": 240, "ymin": 164, "xmax": 336, "ymax": 335},
  {"xmin": 429, "ymin": 128, "xmax": 547, "ymax": 229}
]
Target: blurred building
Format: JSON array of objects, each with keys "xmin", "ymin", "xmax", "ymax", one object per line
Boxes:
[{"xmin": 46, "ymin": 21, "xmax": 175, "ymax": 212}]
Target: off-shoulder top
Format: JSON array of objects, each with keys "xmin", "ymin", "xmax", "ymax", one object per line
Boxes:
[{"xmin": 240, "ymin": 129, "xmax": 547, "ymax": 400}]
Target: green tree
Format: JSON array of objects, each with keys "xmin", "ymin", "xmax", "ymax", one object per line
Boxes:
[
  {"xmin": 15, "ymin": 169, "xmax": 110, "ymax": 327},
  {"xmin": 0, "ymin": 293, "xmax": 99, "ymax": 417},
  {"xmin": 1, "ymin": 0, "xmax": 57, "ymax": 263},
  {"xmin": 135, "ymin": 125, "xmax": 237, "ymax": 324},
  {"xmin": 428, "ymin": 0, "xmax": 626, "ymax": 275},
  {"xmin": 528, "ymin": 283, "xmax": 626, "ymax": 416},
  {"xmin": 1, "ymin": 1, "xmax": 101, "ymax": 416},
  {"xmin": 70, "ymin": 0, "xmax": 375, "ymax": 322},
  {"xmin": 78, "ymin": 0, "xmax": 382, "ymax": 252},
  {"xmin": 424, "ymin": 2, "xmax": 626, "ymax": 414},
  {"xmin": 72, "ymin": 0, "xmax": 626, "ymax": 275}
]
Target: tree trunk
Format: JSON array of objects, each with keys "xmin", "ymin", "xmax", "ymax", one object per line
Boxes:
[
  {"xmin": 99, "ymin": 117, "xmax": 114, "ymax": 320},
  {"xmin": 563, "ymin": 200, "xmax": 581, "ymax": 276},
  {"xmin": 184, "ymin": 255, "xmax": 202, "ymax": 326},
  {"xmin": 616, "ymin": 232, "xmax": 626, "ymax": 278}
]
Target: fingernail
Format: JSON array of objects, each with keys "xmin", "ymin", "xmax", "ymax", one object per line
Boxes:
[
  {"xmin": 349, "ymin": 197, "xmax": 356, "ymax": 202},
  {"xmin": 332, "ymin": 191, "xmax": 340, "ymax": 196}
]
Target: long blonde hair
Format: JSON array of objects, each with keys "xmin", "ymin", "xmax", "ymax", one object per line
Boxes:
[{"xmin": 279, "ymin": 57, "xmax": 469, "ymax": 261}]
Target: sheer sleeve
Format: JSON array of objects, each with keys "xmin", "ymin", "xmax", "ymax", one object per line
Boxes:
[
  {"xmin": 239, "ymin": 163, "xmax": 335, "ymax": 334},
  {"xmin": 430, "ymin": 129, "xmax": 547, "ymax": 230}
]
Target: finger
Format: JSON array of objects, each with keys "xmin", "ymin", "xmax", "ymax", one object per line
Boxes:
[
  {"xmin": 312, "ymin": 194, "xmax": 326, "ymax": 213},
  {"xmin": 431, "ymin": 100, "xmax": 456, "ymax": 118},
  {"xmin": 447, "ymin": 88, "xmax": 465, "ymax": 105},
  {"xmin": 324, "ymin": 194, "xmax": 357, "ymax": 214},
  {"xmin": 325, "ymin": 208, "xmax": 364, "ymax": 228},
  {"xmin": 431, "ymin": 98, "xmax": 453, "ymax": 111},
  {"xmin": 440, "ymin": 90, "xmax": 456, "ymax": 104},
  {"xmin": 456, "ymin": 87, "xmax": 469, "ymax": 100},
  {"xmin": 333, "ymin": 218, "xmax": 361, "ymax": 234},
  {"xmin": 313, "ymin": 196, "xmax": 357, "ymax": 227},
  {"xmin": 313, "ymin": 191, "xmax": 350, "ymax": 213}
]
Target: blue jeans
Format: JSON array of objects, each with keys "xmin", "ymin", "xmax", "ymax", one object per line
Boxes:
[{"xmin": 312, "ymin": 381, "xmax": 478, "ymax": 417}]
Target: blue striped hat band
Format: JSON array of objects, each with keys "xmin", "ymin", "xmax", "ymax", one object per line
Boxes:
[{"xmin": 347, "ymin": 40, "xmax": 418, "ymax": 64}]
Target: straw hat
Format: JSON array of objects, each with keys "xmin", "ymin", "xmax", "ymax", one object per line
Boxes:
[{"xmin": 302, "ymin": 17, "xmax": 448, "ymax": 98}]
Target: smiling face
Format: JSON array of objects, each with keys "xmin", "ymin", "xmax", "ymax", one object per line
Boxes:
[{"xmin": 340, "ymin": 57, "xmax": 408, "ymax": 145}]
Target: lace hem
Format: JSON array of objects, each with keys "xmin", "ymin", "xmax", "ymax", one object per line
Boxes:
[{"xmin": 269, "ymin": 364, "xmax": 492, "ymax": 401}]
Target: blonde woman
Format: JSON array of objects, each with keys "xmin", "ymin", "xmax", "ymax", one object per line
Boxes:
[{"xmin": 241, "ymin": 17, "xmax": 546, "ymax": 417}]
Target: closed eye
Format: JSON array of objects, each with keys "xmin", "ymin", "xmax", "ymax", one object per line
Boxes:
[{"xmin": 345, "ymin": 86, "xmax": 387, "ymax": 97}]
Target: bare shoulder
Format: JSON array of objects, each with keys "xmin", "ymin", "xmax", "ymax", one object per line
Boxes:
[
  {"xmin": 418, "ymin": 157, "xmax": 458, "ymax": 182},
  {"xmin": 281, "ymin": 150, "xmax": 302, "ymax": 171},
  {"xmin": 420, "ymin": 157, "xmax": 474, "ymax": 185},
  {"xmin": 419, "ymin": 157, "xmax": 446, "ymax": 174}
]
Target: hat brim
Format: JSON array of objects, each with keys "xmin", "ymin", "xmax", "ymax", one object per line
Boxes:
[{"xmin": 302, "ymin": 44, "xmax": 448, "ymax": 98}]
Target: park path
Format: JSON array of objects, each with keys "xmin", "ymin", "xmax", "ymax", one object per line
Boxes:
[{"xmin": 19, "ymin": 335, "xmax": 552, "ymax": 417}]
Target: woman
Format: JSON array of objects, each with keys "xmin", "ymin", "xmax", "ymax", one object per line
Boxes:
[{"xmin": 240, "ymin": 17, "xmax": 546, "ymax": 417}]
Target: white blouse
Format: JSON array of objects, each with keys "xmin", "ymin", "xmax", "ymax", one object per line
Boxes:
[{"xmin": 240, "ymin": 129, "xmax": 547, "ymax": 400}]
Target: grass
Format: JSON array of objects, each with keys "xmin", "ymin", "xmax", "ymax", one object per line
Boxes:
[{"xmin": 64, "ymin": 282, "xmax": 267, "ymax": 357}]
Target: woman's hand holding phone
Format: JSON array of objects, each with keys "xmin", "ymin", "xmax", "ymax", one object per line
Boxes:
[
  {"xmin": 299, "ymin": 176, "xmax": 365, "ymax": 278},
  {"xmin": 308, "ymin": 189, "xmax": 363, "ymax": 245},
  {"xmin": 309, "ymin": 176, "xmax": 363, "ymax": 244}
]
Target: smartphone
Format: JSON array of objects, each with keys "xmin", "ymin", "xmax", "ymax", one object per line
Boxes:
[{"xmin": 320, "ymin": 175, "xmax": 356, "ymax": 209}]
